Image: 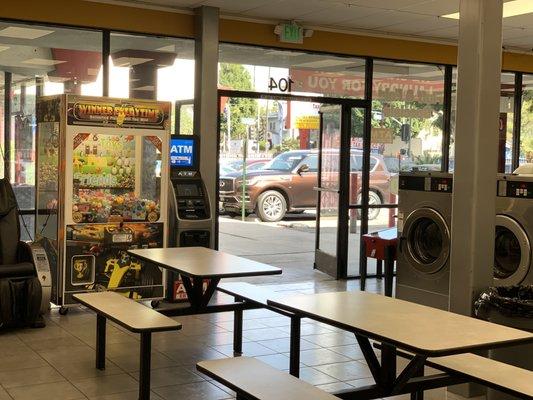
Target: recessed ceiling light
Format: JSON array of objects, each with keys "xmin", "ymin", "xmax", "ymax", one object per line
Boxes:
[
  {"xmin": 0, "ymin": 26, "xmax": 54, "ymax": 39},
  {"xmin": 264, "ymin": 50, "xmax": 306, "ymax": 57},
  {"xmin": 22, "ymin": 58, "xmax": 66, "ymax": 66},
  {"xmin": 443, "ymin": 0, "xmax": 533, "ymax": 19},
  {"xmin": 295, "ymin": 59, "xmax": 356, "ymax": 68}
]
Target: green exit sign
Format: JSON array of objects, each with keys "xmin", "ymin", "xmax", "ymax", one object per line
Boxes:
[{"xmin": 279, "ymin": 23, "xmax": 304, "ymax": 44}]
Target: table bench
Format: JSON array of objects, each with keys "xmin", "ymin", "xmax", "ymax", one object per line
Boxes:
[
  {"xmin": 217, "ymin": 282, "xmax": 302, "ymax": 377},
  {"xmin": 428, "ymin": 353, "xmax": 533, "ymax": 399},
  {"xmin": 73, "ymin": 292, "xmax": 182, "ymax": 400},
  {"xmin": 197, "ymin": 357, "xmax": 337, "ymax": 400}
]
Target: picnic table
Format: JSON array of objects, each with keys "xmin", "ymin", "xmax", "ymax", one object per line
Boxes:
[
  {"xmin": 268, "ymin": 291, "xmax": 533, "ymax": 399},
  {"xmin": 128, "ymin": 247, "xmax": 282, "ymax": 316}
]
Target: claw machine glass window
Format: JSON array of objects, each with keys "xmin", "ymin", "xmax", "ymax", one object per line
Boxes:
[{"xmin": 36, "ymin": 95, "xmax": 171, "ymax": 308}]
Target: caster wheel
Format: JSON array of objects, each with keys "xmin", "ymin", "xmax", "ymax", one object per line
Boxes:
[
  {"xmin": 151, "ymin": 300, "xmax": 160, "ymax": 309},
  {"xmin": 59, "ymin": 306, "xmax": 69, "ymax": 315}
]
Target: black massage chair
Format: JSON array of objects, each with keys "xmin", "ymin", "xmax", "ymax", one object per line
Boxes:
[{"xmin": 0, "ymin": 178, "xmax": 50, "ymax": 328}]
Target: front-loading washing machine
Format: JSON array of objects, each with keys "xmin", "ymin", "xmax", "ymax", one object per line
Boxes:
[
  {"xmin": 396, "ymin": 172, "xmax": 454, "ymax": 310},
  {"xmin": 489, "ymin": 174, "xmax": 533, "ymax": 400},
  {"xmin": 494, "ymin": 174, "xmax": 533, "ymax": 286}
]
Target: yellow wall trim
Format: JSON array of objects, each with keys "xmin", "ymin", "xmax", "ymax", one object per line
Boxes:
[
  {"xmin": 2, "ymin": 0, "xmax": 533, "ymax": 72},
  {"xmin": 219, "ymin": 19, "xmax": 459, "ymax": 66},
  {"xmin": 0, "ymin": 0, "xmax": 195, "ymax": 38}
]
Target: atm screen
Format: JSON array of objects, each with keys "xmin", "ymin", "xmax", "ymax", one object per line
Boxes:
[
  {"xmin": 170, "ymin": 138, "xmax": 195, "ymax": 168},
  {"xmin": 177, "ymin": 184, "xmax": 200, "ymax": 197}
]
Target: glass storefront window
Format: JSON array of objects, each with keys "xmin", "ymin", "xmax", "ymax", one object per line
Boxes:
[
  {"xmin": 371, "ymin": 61, "xmax": 444, "ymax": 206},
  {"xmin": 500, "ymin": 72, "xmax": 515, "ymax": 172},
  {"xmin": 0, "ymin": 21, "xmax": 102, "ymax": 226},
  {"xmin": 110, "ymin": 33, "xmax": 195, "ymax": 134},
  {"xmin": 451, "ymin": 70, "xmax": 516, "ymax": 172},
  {"xmin": 218, "ymin": 43, "xmax": 366, "ymax": 98},
  {"xmin": 520, "ymin": 74, "xmax": 533, "ymax": 166}
]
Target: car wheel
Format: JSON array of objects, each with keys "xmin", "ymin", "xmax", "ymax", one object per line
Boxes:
[
  {"xmin": 367, "ymin": 191, "xmax": 382, "ymax": 220},
  {"xmin": 256, "ymin": 190, "xmax": 287, "ymax": 222},
  {"xmin": 355, "ymin": 191, "xmax": 382, "ymax": 220}
]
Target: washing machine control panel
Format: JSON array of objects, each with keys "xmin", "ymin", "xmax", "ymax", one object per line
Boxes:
[
  {"xmin": 498, "ymin": 180, "xmax": 533, "ymax": 198},
  {"xmin": 399, "ymin": 175, "xmax": 453, "ymax": 193},
  {"xmin": 429, "ymin": 177, "xmax": 453, "ymax": 193}
]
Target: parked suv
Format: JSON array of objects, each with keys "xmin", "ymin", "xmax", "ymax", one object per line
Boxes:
[{"xmin": 219, "ymin": 150, "xmax": 391, "ymax": 222}]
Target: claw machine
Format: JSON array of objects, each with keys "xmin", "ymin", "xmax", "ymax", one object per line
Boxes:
[{"xmin": 35, "ymin": 95, "xmax": 171, "ymax": 313}]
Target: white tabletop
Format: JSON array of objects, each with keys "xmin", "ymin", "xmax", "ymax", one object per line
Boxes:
[
  {"xmin": 268, "ymin": 291, "xmax": 533, "ymax": 356},
  {"xmin": 128, "ymin": 247, "xmax": 282, "ymax": 279}
]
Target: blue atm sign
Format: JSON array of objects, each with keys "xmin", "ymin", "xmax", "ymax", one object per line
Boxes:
[{"xmin": 170, "ymin": 138, "xmax": 194, "ymax": 167}]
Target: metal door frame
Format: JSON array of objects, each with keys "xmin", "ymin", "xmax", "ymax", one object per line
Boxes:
[{"xmin": 215, "ymin": 89, "xmax": 371, "ymax": 279}]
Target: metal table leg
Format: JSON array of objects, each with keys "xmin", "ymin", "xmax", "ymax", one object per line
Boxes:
[
  {"xmin": 139, "ymin": 332, "xmax": 152, "ymax": 400},
  {"xmin": 181, "ymin": 276, "xmax": 220, "ymax": 310},
  {"xmin": 96, "ymin": 314, "xmax": 106, "ymax": 370},
  {"xmin": 380, "ymin": 343, "xmax": 397, "ymax": 391},
  {"xmin": 289, "ymin": 316, "xmax": 301, "ymax": 377},
  {"xmin": 233, "ymin": 298, "xmax": 243, "ymax": 356}
]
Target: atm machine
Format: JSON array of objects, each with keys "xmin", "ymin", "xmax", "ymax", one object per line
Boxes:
[{"xmin": 167, "ymin": 135, "xmax": 213, "ymax": 300}]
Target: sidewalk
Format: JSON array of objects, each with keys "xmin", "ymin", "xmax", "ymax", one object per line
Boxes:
[{"xmin": 219, "ymin": 212, "xmax": 393, "ymax": 283}]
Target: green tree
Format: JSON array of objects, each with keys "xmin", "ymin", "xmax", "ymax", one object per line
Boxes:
[
  {"xmin": 179, "ymin": 107, "xmax": 194, "ymax": 135},
  {"xmin": 219, "ymin": 63, "xmax": 258, "ymax": 140},
  {"xmin": 273, "ymin": 138, "xmax": 300, "ymax": 156}
]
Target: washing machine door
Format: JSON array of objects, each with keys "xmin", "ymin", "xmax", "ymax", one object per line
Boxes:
[
  {"xmin": 401, "ymin": 207, "xmax": 450, "ymax": 274},
  {"xmin": 494, "ymin": 214, "xmax": 531, "ymax": 286}
]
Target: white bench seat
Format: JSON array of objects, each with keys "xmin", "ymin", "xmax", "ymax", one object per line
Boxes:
[
  {"xmin": 428, "ymin": 353, "xmax": 533, "ymax": 399},
  {"xmin": 73, "ymin": 292, "xmax": 181, "ymax": 400},
  {"xmin": 197, "ymin": 357, "xmax": 338, "ymax": 400}
]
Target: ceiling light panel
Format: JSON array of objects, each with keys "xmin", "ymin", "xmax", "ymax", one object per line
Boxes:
[
  {"xmin": 0, "ymin": 26, "xmax": 54, "ymax": 39},
  {"xmin": 443, "ymin": 0, "xmax": 533, "ymax": 19},
  {"xmin": 402, "ymin": 0, "xmax": 460, "ymax": 16}
]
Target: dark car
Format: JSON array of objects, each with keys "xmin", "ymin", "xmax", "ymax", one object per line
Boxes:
[{"xmin": 219, "ymin": 150, "xmax": 391, "ymax": 222}]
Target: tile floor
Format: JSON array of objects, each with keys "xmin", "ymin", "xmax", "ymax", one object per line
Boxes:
[{"xmin": 0, "ymin": 278, "xmax": 487, "ymax": 400}]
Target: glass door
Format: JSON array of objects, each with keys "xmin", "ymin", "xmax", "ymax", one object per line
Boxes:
[
  {"xmin": 315, "ymin": 103, "xmax": 369, "ymax": 278},
  {"xmin": 314, "ymin": 105, "xmax": 342, "ymax": 277}
]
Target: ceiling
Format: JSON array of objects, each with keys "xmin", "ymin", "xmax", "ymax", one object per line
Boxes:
[{"xmin": 90, "ymin": 0, "xmax": 533, "ymax": 52}]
